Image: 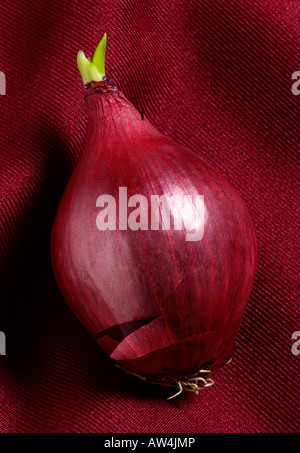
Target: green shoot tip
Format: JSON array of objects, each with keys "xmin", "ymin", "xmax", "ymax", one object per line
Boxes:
[{"xmin": 77, "ymin": 33, "xmax": 107, "ymax": 85}]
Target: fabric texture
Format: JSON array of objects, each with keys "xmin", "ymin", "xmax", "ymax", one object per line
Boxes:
[{"xmin": 0, "ymin": 0, "xmax": 299, "ymax": 433}]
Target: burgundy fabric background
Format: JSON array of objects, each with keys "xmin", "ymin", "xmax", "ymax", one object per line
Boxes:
[{"xmin": 0, "ymin": 0, "xmax": 299, "ymax": 433}]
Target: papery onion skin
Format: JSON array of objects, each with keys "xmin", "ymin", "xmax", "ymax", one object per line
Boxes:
[{"xmin": 51, "ymin": 79, "xmax": 257, "ymax": 385}]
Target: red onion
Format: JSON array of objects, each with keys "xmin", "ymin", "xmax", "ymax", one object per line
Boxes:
[{"xmin": 51, "ymin": 34, "xmax": 257, "ymax": 397}]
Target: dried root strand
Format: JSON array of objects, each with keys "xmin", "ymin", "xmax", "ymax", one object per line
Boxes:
[
  {"xmin": 116, "ymin": 364, "xmax": 214, "ymax": 400},
  {"xmin": 167, "ymin": 372, "xmax": 214, "ymax": 400}
]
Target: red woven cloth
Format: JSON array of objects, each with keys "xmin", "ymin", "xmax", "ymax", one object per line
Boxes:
[{"xmin": 0, "ymin": 0, "xmax": 299, "ymax": 433}]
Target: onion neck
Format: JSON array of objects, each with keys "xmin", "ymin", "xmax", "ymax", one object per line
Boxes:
[{"xmin": 85, "ymin": 80, "xmax": 143, "ymax": 121}]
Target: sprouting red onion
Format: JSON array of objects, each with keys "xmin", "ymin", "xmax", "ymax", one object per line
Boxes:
[{"xmin": 51, "ymin": 35, "xmax": 257, "ymax": 397}]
